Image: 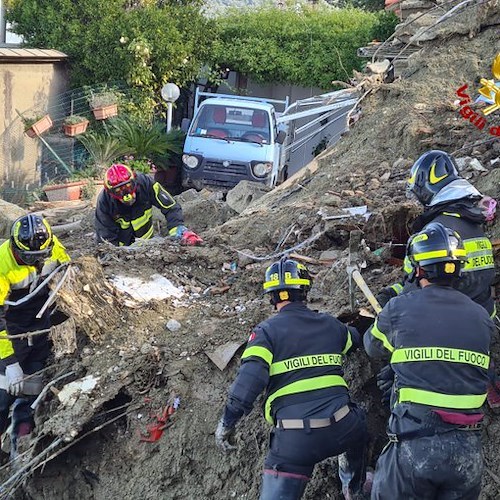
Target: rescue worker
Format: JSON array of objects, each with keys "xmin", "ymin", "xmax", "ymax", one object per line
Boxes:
[
  {"xmin": 365, "ymin": 222, "xmax": 493, "ymax": 499},
  {"xmin": 215, "ymin": 257, "xmax": 370, "ymax": 500},
  {"xmin": 377, "ymin": 150, "xmax": 495, "ymax": 316},
  {"xmin": 0, "ymin": 214, "xmax": 70, "ymax": 456},
  {"xmin": 95, "ymin": 163, "xmax": 203, "ymax": 246}
]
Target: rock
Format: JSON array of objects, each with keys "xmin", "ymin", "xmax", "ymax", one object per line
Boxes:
[
  {"xmin": 176, "ymin": 188, "xmax": 200, "ymax": 203},
  {"xmin": 319, "ymin": 250, "xmax": 342, "ymax": 261},
  {"xmin": 380, "ymin": 171, "xmax": 391, "ymax": 182},
  {"xmin": 392, "ymin": 158, "xmax": 412, "ymax": 171},
  {"xmin": 455, "ymin": 157, "xmax": 470, "ymax": 171},
  {"xmin": 140, "ymin": 342, "xmax": 154, "ymax": 355},
  {"xmin": 322, "ymin": 193, "xmax": 341, "ymax": 207},
  {"xmin": 368, "ymin": 178, "xmax": 381, "ymax": 190},
  {"xmin": 226, "ymin": 181, "xmax": 270, "ymax": 214},
  {"xmin": 166, "ymin": 319, "xmax": 181, "ymax": 332},
  {"xmin": 469, "ymin": 158, "xmax": 488, "ymax": 172},
  {"xmin": 366, "ymin": 59, "xmax": 391, "ymax": 74},
  {"xmin": 0, "ymin": 199, "xmax": 26, "ymax": 238},
  {"xmin": 237, "ymin": 250, "xmax": 256, "ymax": 267}
]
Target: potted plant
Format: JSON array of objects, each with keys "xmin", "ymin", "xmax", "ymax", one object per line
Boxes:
[
  {"xmin": 20, "ymin": 112, "xmax": 53, "ymax": 138},
  {"xmin": 88, "ymin": 90, "xmax": 119, "ymax": 120},
  {"xmin": 63, "ymin": 115, "xmax": 90, "ymax": 137},
  {"xmin": 43, "ymin": 179, "xmax": 87, "ymax": 202}
]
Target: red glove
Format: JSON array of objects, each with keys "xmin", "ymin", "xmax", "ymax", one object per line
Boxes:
[{"xmin": 180, "ymin": 230, "xmax": 204, "ymax": 246}]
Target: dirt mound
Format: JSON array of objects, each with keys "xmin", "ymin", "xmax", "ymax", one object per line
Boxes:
[{"xmin": 3, "ymin": 11, "xmax": 500, "ymax": 500}]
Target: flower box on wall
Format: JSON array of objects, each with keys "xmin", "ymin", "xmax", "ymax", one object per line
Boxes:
[
  {"xmin": 25, "ymin": 115, "xmax": 53, "ymax": 138},
  {"xmin": 63, "ymin": 117, "xmax": 89, "ymax": 137},
  {"xmin": 92, "ymin": 104, "xmax": 118, "ymax": 120},
  {"xmin": 43, "ymin": 181, "xmax": 86, "ymax": 202}
]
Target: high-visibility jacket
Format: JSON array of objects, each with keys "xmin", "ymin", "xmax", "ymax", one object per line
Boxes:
[
  {"xmin": 0, "ymin": 236, "xmax": 71, "ymax": 365},
  {"xmin": 95, "ymin": 173, "xmax": 184, "ymax": 246},
  {"xmin": 364, "ymin": 285, "xmax": 493, "ymax": 412},
  {"xmin": 390, "ymin": 202, "xmax": 496, "ymax": 316},
  {"xmin": 224, "ymin": 302, "xmax": 360, "ymax": 427}
]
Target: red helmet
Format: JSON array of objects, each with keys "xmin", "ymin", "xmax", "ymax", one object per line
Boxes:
[{"xmin": 104, "ymin": 164, "xmax": 137, "ymax": 203}]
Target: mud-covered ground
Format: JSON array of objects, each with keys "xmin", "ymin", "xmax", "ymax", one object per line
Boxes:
[{"xmin": 3, "ymin": 13, "xmax": 500, "ymax": 500}]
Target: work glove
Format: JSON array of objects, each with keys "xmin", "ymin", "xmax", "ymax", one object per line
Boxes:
[
  {"xmin": 5, "ymin": 362, "xmax": 24, "ymax": 397},
  {"xmin": 215, "ymin": 419, "xmax": 237, "ymax": 452},
  {"xmin": 376, "ymin": 365, "xmax": 394, "ymax": 406},
  {"xmin": 375, "ymin": 286, "xmax": 399, "ymax": 308},
  {"xmin": 169, "ymin": 225, "xmax": 188, "ymax": 240},
  {"xmin": 180, "ymin": 230, "xmax": 203, "ymax": 246}
]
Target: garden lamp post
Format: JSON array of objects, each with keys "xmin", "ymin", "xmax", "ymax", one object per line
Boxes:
[{"xmin": 161, "ymin": 83, "xmax": 180, "ymax": 133}]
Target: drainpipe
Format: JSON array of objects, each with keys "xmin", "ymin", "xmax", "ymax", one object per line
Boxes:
[{"xmin": 0, "ymin": 0, "xmax": 6, "ymax": 44}]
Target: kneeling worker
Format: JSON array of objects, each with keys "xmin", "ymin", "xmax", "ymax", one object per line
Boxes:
[
  {"xmin": 365, "ymin": 222, "xmax": 493, "ymax": 499},
  {"xmin": 216, "ymin": 257, "xmax": 370, "ymax": 499},
  {"xmin": 95, "ymin": 163, "xmax": 203, "ymax": 246}
]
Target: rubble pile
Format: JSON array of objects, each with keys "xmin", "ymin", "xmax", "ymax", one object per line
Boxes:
[{"xmin": 1, "ymin": 8, "xmax": 500, "ymax": 500}]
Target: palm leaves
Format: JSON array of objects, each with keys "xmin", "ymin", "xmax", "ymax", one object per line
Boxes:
[{"xmin": 77, "ymin": 132, "xmax": 133, "ymax": 171}]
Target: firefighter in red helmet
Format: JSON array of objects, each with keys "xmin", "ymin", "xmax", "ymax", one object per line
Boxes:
[{"xmin": 95, "ymin": 163, "xmax": 202, "ymax": 246}]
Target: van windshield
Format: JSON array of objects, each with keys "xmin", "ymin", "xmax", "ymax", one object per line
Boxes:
[{"xmin": 190, "ymin": 104, "xmax": 271, "ymax": 144}]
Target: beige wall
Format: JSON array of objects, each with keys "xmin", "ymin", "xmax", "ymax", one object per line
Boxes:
[{"xmin": 0, "ymin": 61, "xmax": 68, "ymax": 191}]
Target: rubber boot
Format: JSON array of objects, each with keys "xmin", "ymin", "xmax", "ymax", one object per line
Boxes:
[{"xmin": 260, "ymin": 470, "xmax": 308, "ymax": 500}]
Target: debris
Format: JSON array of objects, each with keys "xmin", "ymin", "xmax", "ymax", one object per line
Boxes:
[
  {"xmin": 204, "ymin": 340, "xmax": 246, "ymax": 371},
  {"xmin": 469, "ymin": 158, "xmax": 488, "ymax": 172},
  {"xmin": 320, "ymin": 205, "xmax": 370, "ymax": 221},
  {"xmin": 0, "ymin": 199, "xmax": 26, "ymax": 238},
  {"xmin": 166, "ymin": 319, "xmax": 181, "ymax": 332},
  {"xmin": 139, "ymin": 402, "xmax": 177, "ymax": 442},
  {"xmin": 226, "ymin": 181, "xmax": 270, "ymax": 214},
  {"xmin": 110, "ymin": 274, "xmax": 184, "ymax": 303},
  {"xmin": 289, "ymin": 252, "xmax": 335, "ymax": 266},
  {"xmin": 57, "ymin": 375, "xmax": 100, "ymax": 407}
]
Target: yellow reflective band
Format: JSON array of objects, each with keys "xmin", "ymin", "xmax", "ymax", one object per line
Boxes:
[
  {"xmin": 441, "ymin": 212, "xmax": 461, "ymax": 218},
  {"xmin": 391, "ymin": 347, "xmax": 489, "ymax": 369},
  {"xmin": 398, "ymin": 388, "xmax": 487, "ymax": 409},
  {"xmin": 342, "ymin": 330, "xmax": 352, "ymax": 355},
  {"xmin": 463, "ymin": 238, "xmax": 494, "ymax": 271},
  {"xmin": 403, "ymin": 256, "xmax": 413, "ymax": 274},
  {"xmin": 40, "ymin": 219, "xmax": 53, "ymax": 250},
  {"xmin": 263, "ymin": 278, "xmax": 310, "ymax": 290},
  {"xmin": 153, "ymin": 182, "xmax": 175, "ymax": 209},
  {"xmin": 369, "ymin": 320, "xmax": 394, "ymax": 353},
  {"xmin": 116, "ymin": 218, "xmax": 131, "ymax": 229},
  {"xmin": 138, "ymin": 225, "xmax": 154, "ymax": 240},
  {"xmin": 0, "ymin": 330, "xmax": 14, "ymax": 360},
  {"xmin": 429, "ymin": 163, "xmax": 448, "ymax": 184},
  {"xmin": 391, "ymin": 283, "xmax": 403, "ymax": 295},
  {"xmin": 131, "ymin": 208, "xmax": 153, "ymax": 231},
  {"xmin": 412, "ymin": 248, "xmax": 467, "ymax": 262},
  {"xmin": 491, "ymin": 305, "xmax": 497, "ymax": 319},
  {"xmin": 51, "ymin": 236, "xmax": 71, "ymax": 264},
  {"xmin": 270, "ymin": 353, "xmax": 342, "ymax": 376},
  {"xmin": 407, "ymin": 170, "xmax": 417, "ymax": 186},
  {"xmin": 265, "ymin": 375, "xmax": 348, "ymax": 424},
  {"xmin": 12, "ymin": 221, "xmax": 29, "ymax": 251},
  {"xmin": 241, "ymin": 345, "xmax": 273, "ymax": 366}
]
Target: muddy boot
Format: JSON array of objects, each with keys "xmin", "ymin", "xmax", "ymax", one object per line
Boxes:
[{"xmin": 260, "ymin": 470, "xmax": 308, "ymax": 500}]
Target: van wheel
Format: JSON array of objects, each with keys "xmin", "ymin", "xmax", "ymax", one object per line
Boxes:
[{"xmin": 278, "ymin": 166, "xmax": 289, "ymax": 184}]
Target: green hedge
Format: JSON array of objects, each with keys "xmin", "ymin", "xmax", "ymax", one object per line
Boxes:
[{"xmin": 214, "ymin": 7, "xmax": 398, "ymax": 89}]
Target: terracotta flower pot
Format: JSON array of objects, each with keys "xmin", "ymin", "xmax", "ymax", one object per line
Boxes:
[
  {"xmin": 63, "ymin": 119, "xmax": 89, "ymax": 137},
  {"xmin": 25, "ymin": 115, "xmax": 53, "ymax": 138},
  {"xmin": 92, "ymin": 104, "xmax": 118, "ymax": 120},
  {"xmin": 43, "ymin": 181, "xmax": 86, "ymax": 202}
]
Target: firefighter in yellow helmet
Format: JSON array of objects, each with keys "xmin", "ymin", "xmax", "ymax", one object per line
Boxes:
[{"xmin": 0, "ymin": 214, "xmax": 70, "ymax": 459}]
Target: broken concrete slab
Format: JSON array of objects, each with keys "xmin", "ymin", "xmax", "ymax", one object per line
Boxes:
[
  {"xmin": 204, "ymin": 340, "xmax": 246, "ymax": 371},
  {"xmin": 226, "ymin": 181, "xmax": 270, "ymax": 214},
  {"xmin": 0, "ymin": 199, "xmax": 26, "ymax": 238}
]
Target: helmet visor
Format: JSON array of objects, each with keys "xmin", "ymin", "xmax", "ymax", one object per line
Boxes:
[
  {"xmin": 108, "ymin": 179, "xmax": 137, "ymax": 201},
  {"xmin": 18, "ymin": 248, "xmax": 51, "ymax": 266}
]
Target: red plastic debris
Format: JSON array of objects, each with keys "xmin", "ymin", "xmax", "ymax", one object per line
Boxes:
[{"xmin": 139, "ymin": 404, "xmax": 176, "ymax": 442}]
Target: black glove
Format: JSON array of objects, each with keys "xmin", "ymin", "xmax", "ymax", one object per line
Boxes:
[
  {"xmin": 376, "ymin": 365, "xmax": 395, "ymax": 405},
  {"xmin": 375, "ymin": 286, "xmax": 399, "ymax": 308}
]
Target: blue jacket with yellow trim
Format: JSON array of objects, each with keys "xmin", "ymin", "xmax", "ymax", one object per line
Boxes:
[
  {"xmin": 380, "ymin": 201, "xmax": 495, "ymax": 316},
  {"xmin": 0, "ymin": 236, "xmax": 71, "ymax": 366},
  {"xmin": 364, "ymin": 285, "xmax": 493, "ymax": 414},
  {"xmin": 95, "ymin": 173, "xmax": 184, "ymax": 246},
  {"xmin": 222, "ymin": 302, "xmax": 360, "ymax": 428}
]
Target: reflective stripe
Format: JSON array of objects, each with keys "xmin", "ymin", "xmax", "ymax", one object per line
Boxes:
[
  {"xmin": 115, "ymin": 217, "xmax": 131, "ymax": 229},
  {"xmin": 403, "ymin": 256, "xmax": 413, "ymax": 274},
  {"xmin": 441, "ymin": 212, "xmax": 461, "ymax": 218},
  {"xmin": 270, "ymin": 353, "xmax": 342, "ymax": 376},
  {"xmin": 391, "ymin": 347, "xmax": 489, "ymax": 369},
  {"xmin": 264, "ymin": 375, "xmax": 348, "ymax": 424},
  {"xmin": 263, "ymin": 278, "xmax": 310, "ymax": 290},
  {"xmin": 390, "ymin": 283, "xmax": 403, "ymax": 295},
  {"xmin": 369, "ymin": 320, "xmax": 394, "ymax": 353},
  {"xmin": 463, "ymin": 237, "xmax": 494, "ymax": 271},
  {"xmin": 342, "ymin": 330, "xmax": 352, "ymax": 355},
  {"xmin": 491, "ymin": 304, "xmax": 497, "ymax": 319},
  {"xmin": 131, "ymin": 208, "xmax": 153, "ymax": 232},
  {"xmin": 241, "ymin": 345, "xmax": 273, "ymax": 366},
  {"xmin": 0, "ymin": 330, "xmax": 14, "ymax": 360},
  {"xmin": 398, "ymin": 388, "xmax": 487, "ymax": 409},
  {"xmin": 412, "ymin": 248, "xmax": 467, "ymax": 262},
  {"xmin": 138, "ymin": 224, "xmax": 154, "ymax": 240},
  {"xmin": 153, "ymin": 182, "xmax": 175, "ymax": 209}
]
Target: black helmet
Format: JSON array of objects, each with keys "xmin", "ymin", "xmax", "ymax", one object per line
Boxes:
[
  {"xmin": 407, "ymin": 222, "xmax": 467, "ymax": 283},
  {"xmin": 10, "ymin": 214, "xmax": 53, "ymax": 266},
  {"xmin": 406, "ymin": 150, "xmax": 459, "ymax": 206},
  {"xmin": 263, "ymin": 257, "xmax": 311, "ymax": 305}
]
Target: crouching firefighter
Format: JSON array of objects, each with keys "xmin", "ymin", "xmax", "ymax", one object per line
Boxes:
[
  {"xmin": 0, "ymin": 215, "xmax": 71, "ymax": 459},
  {"xmin": 95, "ymin": 163, "xmax": 203, "ymax": 246},
  {"xmin": 215, "ymin": 258, "xmax": 371, "ymax": 500},
  {"xmin": 365, "ymin": 222, "xmax": 493, "ymax": 500}
]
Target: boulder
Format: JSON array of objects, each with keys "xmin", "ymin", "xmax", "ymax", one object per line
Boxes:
[
  {"xmin": 226, "ymin": 181, "xmax": 270, "ymax": 214},
  {"xmin": 0, "ymin": 199, "xmax": 26, "ymax": 238}
]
